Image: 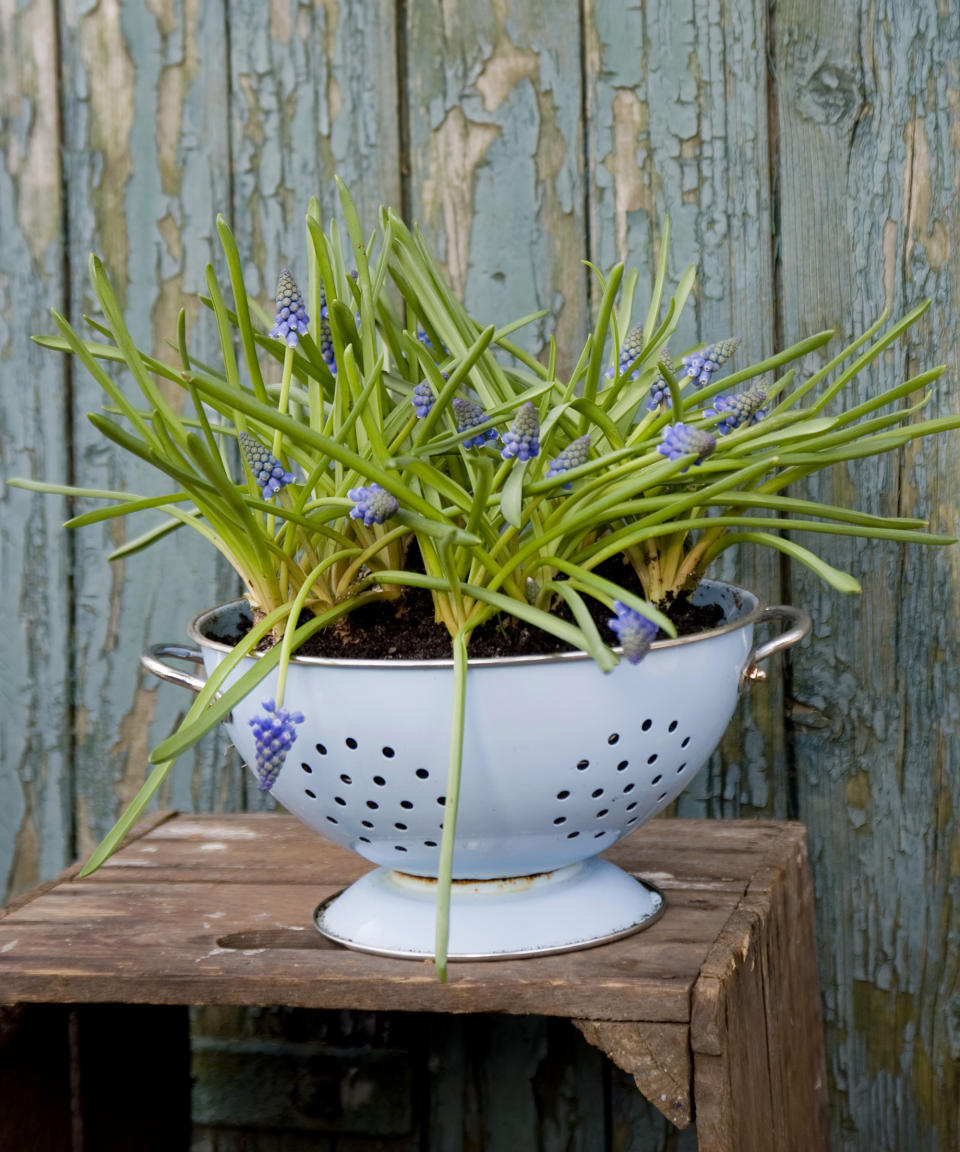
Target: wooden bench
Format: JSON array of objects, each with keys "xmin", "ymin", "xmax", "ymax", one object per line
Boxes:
[{"xmin": 0, "ymin": 813, "xmax": 828, "ymax": 1151}]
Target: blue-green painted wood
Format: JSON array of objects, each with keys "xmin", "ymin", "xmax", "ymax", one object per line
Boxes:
[
  {"xmin": 406, "ymin": 0, "xmax": 590, "ymax": 368},
  {"xmin": 775, "ymin": 2, "xmax": 960, "ymax": 1148},
  {"xmin": 57, "ymin": 0, "xmax": 240, "ymax": 857},
  {"xmin": 0, "ymin": 0, "xmax": 72, "ymax": 901},
  {"xmin": 585, "ymin": 0, "xmax": 786, "ymax": 821}
]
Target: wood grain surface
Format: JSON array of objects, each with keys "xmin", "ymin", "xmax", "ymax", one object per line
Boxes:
[{"xmin": 1, "ymin": 2, "xmax": 958, "ymax": 1148}]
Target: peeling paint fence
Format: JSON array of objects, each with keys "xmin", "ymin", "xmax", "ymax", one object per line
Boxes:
[{"xmin": 1, "ymin": 1, "xmax": 958, "ymax": 1149}]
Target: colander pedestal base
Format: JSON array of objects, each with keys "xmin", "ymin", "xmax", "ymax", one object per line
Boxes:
[{"xmin": 314, "ymin": 856, "xmax": 664, "ymax": 960}]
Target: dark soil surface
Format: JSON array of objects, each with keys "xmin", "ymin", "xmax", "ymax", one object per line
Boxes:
[{"xmin": 234, "ymin": 558, "xmax": 725, "ymax": 660}]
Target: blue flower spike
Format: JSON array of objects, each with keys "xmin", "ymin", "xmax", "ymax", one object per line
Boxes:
[
  {"xmin": 646, "ymin": 351, "xmax": 676, "ymax": 411},
  {"xmin": 705, "ymin": 386, "xmax": 768, "ymax": 435},
  {"xmin": 318, "ymin": 289, "xmax": 337, "ymax": 375},
  {"xmin": 239, "ymin": 432, "xmax": 296, "ymax": 499},
  {"xmin": 546, "ymin": 433, "xmax": 591, "ymax": 489},
  {"xmin": 501, "ymin": 401, "xmax": 541, "ymax": 461},
  {"xmin": 348, "ymin": 482, "xmax": 399, "ymax": 526},
  {"xmin": 452, "ymin": 398, "xmax": 498, "ymax": 449},
  {"xmin": 270, "ymin": 269, "xmax": 310, "ymax": 348},
  {"xmin": 249, "ymin": 699, "xmax": 305, "ymax": 792},
  {"xmin": 681, "ymin": 337, "xmax": 740, "ymax": 388},
  {"xmin": 606, "ymin": 324, "xmax": 645, "ymax": 381},
  {"xmin": 412, "ymin": 382, "xmax": 435, "ymax": 418},
  {"xmin": 658, "ymin": 423, "xmax": 716, "ymax": 468},
  {"xmin": 608, "ymin": 602, "xmax": 658, "ymax": 666}
]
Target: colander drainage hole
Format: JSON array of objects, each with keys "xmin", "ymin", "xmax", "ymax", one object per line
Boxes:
[
  {"xmin": 607, "ymin": 733, "xmax": 619, "ymax": 745},
  {"xmin": 436, "ymin": 796, "xmax": 446, "ymax": 806},
  {"xmin": 334, "ymin": 797, "xmax": 347, "ymax": 807},
  {"xmin": 554, "ymin": 816, "xmax": 567, "ymax": 826},
  {"xmin": 647, "ymin": 753, "xmax": 659, "ymax": 765},
  {"xmin": 304, "ymin": 789, "xmax": 316, "ymax": 799},
  {"xmin": 358, "ymin": 836, "xmax": 370, "ymax": 843},
  {"xmin": 651, "ymin": 774, "xmax": 662, "ymax": 785},
  {"xmin": 316, "ymin": 743, "xmax": 327, "ymax": 755},
  {"xmin": 676, "ymin": 762, "xmax": 687, "ymax": 775},
  {"xmin": 366, "ymin": 801, "xmax": 379, "ymax": 810},
  {"xmin": 627, "ymin": 816, "xmax": 638, "ymax": 826},
  {"xmin": 616, "ymin": 760, "xmax": 629, "ymax": 772},
  {"xmin": 681, "ymin": 736, "xmax": 691, "ymax": 748},
  {"xmin": 382, "ymin": 747, "xmax": 395, "ymax": 758},
  {"xmin": 594, "ymin": 831, "xmax": 605, "ymax": 838},
  {"xmin": 626, "ymin": 802, "xmax": 638, "ymax": 811},
  {"xmin": 424, "ymin": 840, "xmax": 437, "ymax": 847},
  {"xmin": 623, "ymin": 783, "xmax": 635, "ymax": 793},
  {"xmin": 596, "ymin": 809, "xmax": 608, "ymax": 818},
  {"xmin": 416, "ymin": 768, "xmax": 429, "ymax": 779},
  {"xmin": 567, "ymin": 831, "xmax": 580, "ymax": 839},
  {"xmin": 394, "ymin": 845, "xmax": 407, "ymax": 852},
  {"xmin": 591, "ymin": 788, "xmax": 604, "ymax": 798},
  {"xmin": 658, "ymin": 793, "xmax": 668, "ymax": 802},
  {"xmin": 362, "ymin": 820, "xmax": 374, "ymax": 829},
  {"xmin": 346, "ymin": 737, "xmax": 358, "ymax": 749},
  {"xmin": 556, "ymin": 790, "xmax": 570, "ymax": 800},
  {"xmin": 373, "ymin": 775, "xmax": 386, "ymax": 786},
  {"xmin": 301, "ymin": 762, "xmax": 313, "ymax": 774},
  {"xmin": 641, "ymin": 718, "xmax": 652, "ymax": 731},
  {"xmin": 340, "ymin": 774, "xmax": 352, "ymax": 785},
  {"xmin": 326, "ymin": 816, "xmax": 338, "ymax": 825},
  {"xmin": 576, "ymin": 759, "xmax": 589, "ymax": 771},
  {"xmin": 668, "ymin": 720, "xmax": 679, "ymax": 732},
  {"xmin": 394, "ymin": 822, "xmax": 407, "ymax": 831},
  {"xmin": 400, "ymin": 800, "xmax": 414, "ymax": 810}
]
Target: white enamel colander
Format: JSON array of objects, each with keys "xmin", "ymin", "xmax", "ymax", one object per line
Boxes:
[{"xmin": 143, "ymin": 580, "xmax": 809, "ymax": 959}]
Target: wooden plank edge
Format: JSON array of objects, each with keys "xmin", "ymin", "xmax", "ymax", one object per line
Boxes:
[
  {"xmin": 572, "ymin": 1018, "xmax": 692, "ymax": 1129},
  {"xmin": 0, "ymin": 811, "xmax": 179, "ymax": 922}
]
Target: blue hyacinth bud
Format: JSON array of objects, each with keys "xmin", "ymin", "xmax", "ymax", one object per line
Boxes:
[
  {"xmin": 608, "ymin": 601, "xmax": 658, "ymax": 666},
  {"xmin": 318, "ymin": 289, "xmax": 337, "ymax": 375},
  {"xmin": 249, "ymin": 699, "xmax": 305, "ymax": 791},
  {"xmin": 239, "ymin": 432, "xmax": 296, "ymax": 499},
  {"xmin": 704, "ymin": 386, "xmax": 767, "ymax": 435},
  {"xmin": 681, "ymin": 337, "xmax": 740, "ymax": 388},
  {"xmin": 605, "ymin": 324, "xmax": 646, "ymax": 381},
  {"xmin": 500, "ymin": 401, "xmax": 541, "ymax": 461},
  {"xmin": 658, "ymin": 422, "xmax": 716, "ymax": 467},
  {"xmin": 270, "ymin": 269, "xmax": 310, "ymax": 348},
  {"xmin": 546, "ymin": 434, "xmax": 590, "ymax": 489},
  {"xmin": 452, "ymin": 398, "xmax": 498, "ymax": 449},
  {"xmin": 348, "ymin": 482, "xmax": 399, "ymax": 526},
  {"xmin": 646, "ymin": 352, "xmax": 675, "ymax": 411},
  {"xmin": 412, "ymin": 382, "xmax": 435, "ymax": 418}
]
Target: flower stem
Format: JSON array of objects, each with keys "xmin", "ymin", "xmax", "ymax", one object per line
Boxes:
[{"xmin": 435, "ymin": 629, "xmax": 468, "ymax": 982}]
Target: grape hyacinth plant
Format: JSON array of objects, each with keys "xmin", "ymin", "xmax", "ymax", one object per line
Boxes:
[{"xmin": 15, "ymin": 185, "xmax": 960, "ymax": 978}]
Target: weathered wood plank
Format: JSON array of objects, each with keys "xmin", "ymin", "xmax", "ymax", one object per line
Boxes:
[
  {"xmin": 227, "ymin": 0, "xmax": 401, "ymax": 297},
  {"xmin": 0, "ymin": 0, "xmax": 72, "ymax": 903},
  {"xmin": 574, "ymin": 1019, "xmax": 692, "ymax": 1129},
  {"xmin": 57, "ymin": 0, "xmax": 240, "ymax": 861},
  {"xmin": 774, "ymin": 2, "xmax": 960, "ymax": 1148},
  {"xmin": 406, "ymin": 0, "xmax": 589, "ymax": 368},
  {"xmin": 583, "ymin": 0, "xmax": 786, "ymax": 821}
]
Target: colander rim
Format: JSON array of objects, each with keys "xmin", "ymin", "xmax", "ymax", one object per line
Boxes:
[{"xmin": 187, "ymin": 579, "xmax": 766, "ymax": 668}]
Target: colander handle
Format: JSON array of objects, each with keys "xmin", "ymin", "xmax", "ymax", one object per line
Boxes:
[
  {"xmin": 141, "ymin": 643, "xmax": 207, "ymax": 694},
  {"xmin": 743, "ymin": 605, "xmax": 812, "ymax": 683}
]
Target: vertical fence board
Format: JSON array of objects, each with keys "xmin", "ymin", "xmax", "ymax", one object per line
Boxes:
[
  {"xmin": 775, "ymin": 1, "xmax": 960, "ymax": 1148},
  {"xmin": 583, "ymin": 0, "xmax": 785, "ymax": 819},
  {"xmin": 406, "ymin": 0, "xmax": 589, "ymax": 367},
  {"xmin": 227, "ymin": 0, "xmax": 401, "ymax": 298},
  {"xmin": 58, "ymin": 0, "xmax": 238, "ymax": 858},
  {"xmin": 0, "ymin": 0, "xmax": 71, "ymax": 901}
]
